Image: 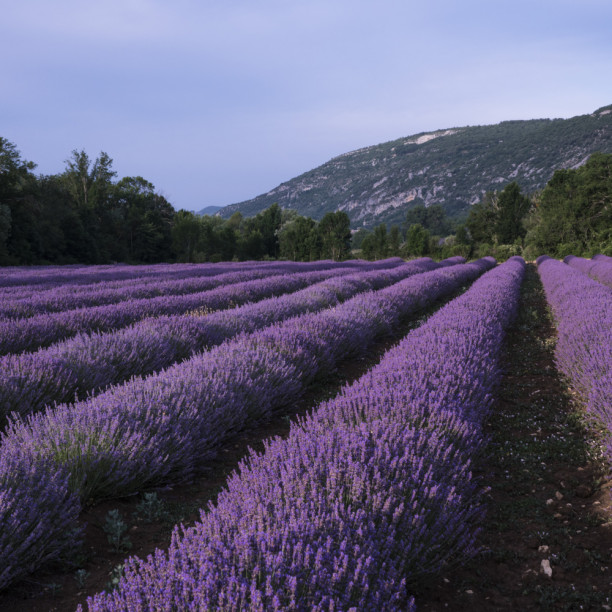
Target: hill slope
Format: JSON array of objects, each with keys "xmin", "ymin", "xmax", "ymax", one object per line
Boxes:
[{"xmin": 218, "ymin": 105, "xmax": 612, "ymax": 229}]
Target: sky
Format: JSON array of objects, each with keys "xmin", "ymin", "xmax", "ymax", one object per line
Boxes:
[{"xmin": 2, "ymin": 0, "xmax": 612, "ymax": 213}]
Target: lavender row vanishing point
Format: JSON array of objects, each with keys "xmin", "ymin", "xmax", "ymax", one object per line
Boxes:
[
  {"xmin": 82, "ymin": 257, "xmax": 524, "ymax": 611},
  {"xmin": 0, "ymin": 259, "xmax": 293, "ymax": 290},
  {"xmin": 0, "ymin": 259, "xmax": 404, "ymax": 319},
  {"xmin": 0, "ymin": 260, "xmax": 281, "ymax": 300},
  {"xmin": 0, "ymin": 258, "xmax": 438, "ymax": 424},
  {"xmin": 0, "ymin": 262, "xmax": 402, "ymax": 356},
  {"xmin": 0, "ymin": 258, "xmax": 489, "ymax": 591}
]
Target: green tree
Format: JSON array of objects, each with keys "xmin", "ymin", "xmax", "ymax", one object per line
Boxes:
[
  {"xmin": 0, "ymin": 137, "xmax": 38, "ymax": 264},
  {"xmin": 525, "ymin": 152, "xmax": 612, "ymax": 256},
  {"xmin": 372, "ymin": 224, "xmax": 389, "ymax": 259},
  {"xmin": 465, "ymin": 192, "xmax": 498, "ymax": 245},
  {"xmin": 0, "ymin": 204, "xmax": 10, "ymax": 260},
  {"xmin": 350, "ymin": 228, "xmax": 370, "ymax": 251},
  {"xmin": 279, "ymin": 215, "xmax": 318, "ymax": 261},
  {"xmin": 62, "ymin": 150, "xmax": 116, "ymax": 210},
  {"xmin": 317, "ymin": 211, "xmax": 351, "ymax": 260},
  {"xmin": 404, "ymin": 204, "xmax": 451, "ymax": 237},
  {"xmin": 113, "ymin": 176, "xmax": 174, "ymax": 262},
  {"xmin": 258, "ymin": 203, "xmax": 282, "ymax": 258},
  {"xmin": 360, "ymin": 232, "xmax": 376, "ymax": 260},
  {"xmin": 494, "ymin": 181, "xmax": 532, "ymax": 244},
  {"xmin": 403, "ymin": 223, "xmax": 430, "ymax": 256},
  {"xmin": 388, "ymin": 225, "xmax": 402, "ymax": 256},
  {"xmin": 172, "ymin": 210, "xmax": 202, "ymax": 262}
]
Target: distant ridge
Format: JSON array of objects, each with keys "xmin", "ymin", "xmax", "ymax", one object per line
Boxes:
[
  {"xmin": 196, "ymin": 205, "xmax": 223, "ymax": 216},
  {"xmin": 217, "ymin": 105, "xmax": 612, "ymax": 228}
]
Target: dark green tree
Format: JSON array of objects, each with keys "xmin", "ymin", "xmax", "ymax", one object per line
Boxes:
[
  {"xmin": 0, "ymin": 137, "xmax": 38, "ymax": 264},
  {"xmin": 360, "ymin": 232, "xmax": 376, "ymax": 260},
  {"xmin": 317, "ymin": 211, "xmax": 351, "ymax": 260},
  {"xmin": 258, "ymin": 203, "xmax": 282, "ymax": 258},
  {"xmin": 465, "ymin": 192, "xmax": 498, "ymax": 244},
  {"xmin": 525, "ymin": 152, "xmax": 612, "ymax": 256},
  {"xmin": 388, "ymin": 225, "xmax": 402, "ymax": 256},
  {"xmin": 372, "ymin": 224, "xmax": 389, "ymax": 259},
  {"xmin": 62, "ymin": 150, "xmax": 116, "ymax": 210},
  {"xmin": 403, "ymin": 223, "xmax": 430, "ymax": 256},
  {"xmin": 112, "ymin": 176, "xmax": 174, "ymax": 262},
  {"xmin": 404, "ymin": 204, "xmax": 451, "ymax": 237},
  {"xmin": 494, "ymin": 181, "xmax": 532, "ymax": 244},
  {"xmin": 278, "ymin": 215, "xmax": 318, "ymax": 261},
  {"xmin": 172, "ymin": 210, "xmax": 202, "ymax": 262},
  {"xmin": 350, "ymin": 228, "xmax": 370, "ymax": 251}
]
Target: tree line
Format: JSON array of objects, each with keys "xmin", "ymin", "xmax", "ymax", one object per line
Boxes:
[
  {"xmin": 353, "ymin": 152, "xmax": 612, "ymax": 262},
  {"xmin": 2, "ymin": 136, "xmax": 610, "ymax": 265},
  {"xmin": 461, "ymin": 152, "xmax": 612, "ymax": 260}
]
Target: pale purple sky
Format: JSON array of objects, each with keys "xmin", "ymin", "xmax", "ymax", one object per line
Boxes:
[{"xmin": 2, "ymin": 0, "xmax": 611, "ymax": 212}]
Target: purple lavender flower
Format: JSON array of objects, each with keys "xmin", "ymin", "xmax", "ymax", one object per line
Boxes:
[
  {"xmin": 82, "ymin": 257, "xmax": 523, "ymax": 611},
  {"xmin": 538, "ymin": 256, "xmax": 612, "ymax": 453},
  {"xmin": 564, "ymin": 254, "xmax": 612, "ymax": 290},
  {"xmin": 0, "ymin": 259, "xmax": 432, "ymax": 425}
]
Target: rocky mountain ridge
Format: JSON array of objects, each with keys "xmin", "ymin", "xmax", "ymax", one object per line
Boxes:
[{"xmin": 215, "ymin": 105, "xmax": 612, "ymax": 228}]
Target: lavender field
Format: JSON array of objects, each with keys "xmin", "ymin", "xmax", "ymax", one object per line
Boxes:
[{"xmin": 0, "ymin": 256, "xmax": 611, "ymax": 611}]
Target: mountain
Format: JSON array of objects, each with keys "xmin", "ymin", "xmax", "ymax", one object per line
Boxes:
[
  {"xmin": 218, "ymin": 105, "xmax": 612, "ymax": 229},
  {"xmin": 196, "ymin": 205, "xmax": 223, "ymax": 216}
]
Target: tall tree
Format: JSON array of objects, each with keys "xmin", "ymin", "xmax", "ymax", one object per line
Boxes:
[
  {"xmin": 372, "ymin": 223, "xmax": 389, "ymax": 259},
  {"xmin": 258, "ymin": 203, "xmax": 282, "ymax": 258},
  {"xmin": 403, "ymin": 223, "xmax": 430, "ymax": 256},
  {"xmin": 0, "ymin": 137, "xmax": 37, "ymax": 263},
  {"xmin": 388, "ymin": 225, "xmax": 402, "ymax": 256},
  {"xmin": 62, "ymin": 150, "xmax": 116, "ymax": 210},
  {"xmin": 404, "ymin": 204, "xmax": 451, "ymax": 237},
  {"xmin": 317, "ymin": 211, "xmax": 351, "ymax": 260},
  {"xmin": 465, "ymin": 192, "xmax": 498, "ymax": 244},
  {"xmin": 278, "ymin": 215, "xmax": 318, "ymax": 261},
  {"xmin": 494, "ymin": 181, "xmax": 532, "ymax": 244}
]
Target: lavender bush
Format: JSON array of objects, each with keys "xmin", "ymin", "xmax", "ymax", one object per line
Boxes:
[
  {"xmin": 0, "ymin": 258, "xmax": 486, "ymax": 595},
  {"xmin": 1, "ymin": 258, "xmax": 487, "ymax": 501},
  {"xmin": 0, "ymin": 454, "xmax": 81, "ymax": 590},
  {"xmin": 0, "ymin": 260, "xmax": 290, "ymax": 290},
  {"xmin": 537, "ymin": 256, "xmax": 612, "ymax": 451},
  {"xmin": 564, "ymin": 254, "xmax": 612, "ymax": 290},
  {"xmin": 0, "ymin": 259, "xmax": 431, "ymax": 425},
  {"xmin": 0, "ymin": 266, "xmax": 378, "ymax": 356},
  {"xmin": 0, "ymin": 260, "xmax": 402, "ymax": 320},
  {"xmin": 82, "ymin": 257, "xmax": 524, "ymax": 611}
]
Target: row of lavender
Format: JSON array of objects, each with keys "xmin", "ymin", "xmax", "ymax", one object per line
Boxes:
[
  {"xmin": 0, "ymin": 260, "xmax": 297, "ymax": 289},
  {"xmin": 537, "ymin": 256, "xmax": 612, "ymax": 463},
  {"xmin": 0, "ymin": 261, "xmax": 285, "ymax": 299},
  {"xmin": 0, "ymin": 258, "xmax": 492, "ymax": 591},
  {"xmin": 564, "ymin": 254, "xmax": 612, "ymax": 289},
  {"xmin": 82, "ymin": 257, "xmax": 526, "ymax": 611},
  {"xmin": 0, "ymin": 260, "xmax": 404, "ymax": 319},
  {"xmin": 0, "ymin": 261, "xmax": 405, "ymax": 356},
  {"xmin": 0, "ymin": 258, "xmax": 439, "ymax": 424}
]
